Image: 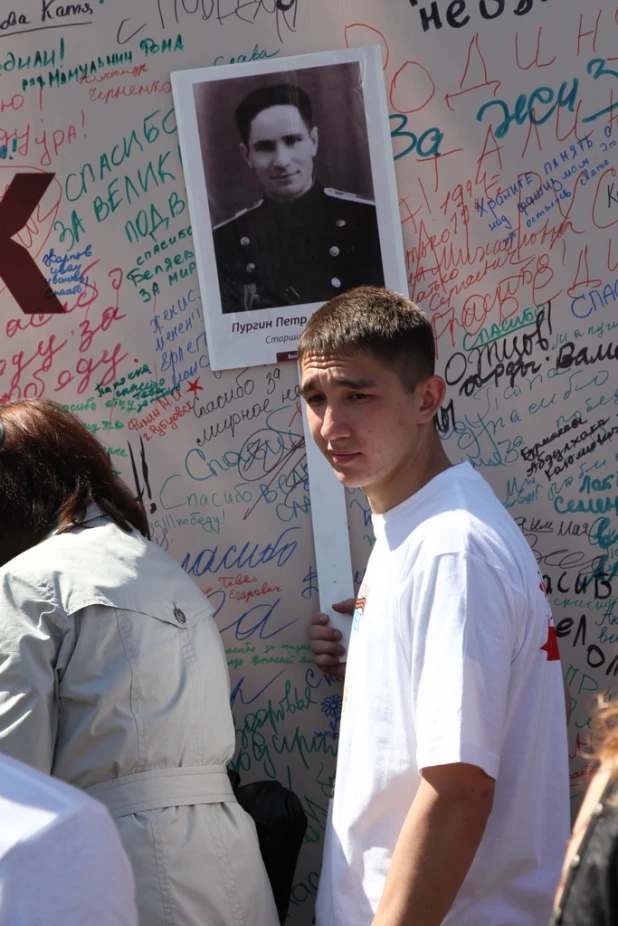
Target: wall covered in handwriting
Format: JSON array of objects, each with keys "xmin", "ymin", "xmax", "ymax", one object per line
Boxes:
[{"xmin": 0, "ymin": 1, "xmax": 616, "ymax": 922}]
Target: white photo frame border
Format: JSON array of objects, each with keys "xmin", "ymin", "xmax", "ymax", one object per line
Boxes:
[{"xmin": 171, "ymin": 45, "xmax": 408, "ymax": 372}]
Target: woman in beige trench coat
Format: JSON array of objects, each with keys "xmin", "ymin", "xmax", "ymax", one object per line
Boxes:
[{"xmin": 0, "ymin": 399, "xmax": 279, "ymax": 926}]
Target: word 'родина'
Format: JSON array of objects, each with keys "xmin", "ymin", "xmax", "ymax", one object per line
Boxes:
[{"xmin": 409, "ymin": 0, "xmax": 547, "ymax": 32}]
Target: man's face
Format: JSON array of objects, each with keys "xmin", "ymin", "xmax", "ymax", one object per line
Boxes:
[
  {"xmin": 300, "ymin": 350, "xmax": 432, "ymax": 514},
  {"xmin": 241, "ymin": 104, "xmax": 318, "ymax": 203}
]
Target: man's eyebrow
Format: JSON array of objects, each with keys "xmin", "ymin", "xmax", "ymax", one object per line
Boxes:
[
  {"xmin": 253, "ymin": 133, "xmax": 301, "ymax": 146},
  {"xmin": 300, "ymin": 376, "xmax": 377, "ymax": 396}
]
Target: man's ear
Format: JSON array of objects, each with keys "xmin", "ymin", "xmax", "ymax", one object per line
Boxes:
[
  {"xmin": 416, "ymin": 375, "xmax": 447, "ymax": 425},
  {"xmin": 310, "ymin": 126, "xmax": 318, "ymax": 157},
  {"xmin": 240, "ymin": 142, "xmax": 253, "ymax": 170}
]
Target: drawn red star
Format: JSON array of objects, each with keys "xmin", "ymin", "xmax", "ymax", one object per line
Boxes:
[
  {"xmin": 186, "ymin": 378, "xmax": 203, "ymax": 396},
  {"xmin": 540, "ymin": 619, "xmax": 560, "ymax": 661}
]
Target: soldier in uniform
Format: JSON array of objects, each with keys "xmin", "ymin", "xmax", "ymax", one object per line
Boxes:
[{"xmin": 213, "ymin": 83, "xmax": 385, "ymax": 313}]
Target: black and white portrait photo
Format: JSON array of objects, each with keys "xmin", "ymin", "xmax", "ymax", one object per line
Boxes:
[
  {"xmin": 172, "ymin": 48, "xmax": 406, "ymax": 370},
  {"xmin": 203, "ymin": 68, "xmax": 385, "ymax": 314}
]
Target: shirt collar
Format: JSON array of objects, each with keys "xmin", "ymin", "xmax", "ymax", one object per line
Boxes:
[
  {"xmin": 82, "ymin": 502, "xmax": 105, "ymax": 524},
  {"xmin": 262, "ymin": 181, "xmax": 322, "ymax": 213},
  {"xmin": 44, "ymin": 502, "xmax": 106, "ymax": 540}
]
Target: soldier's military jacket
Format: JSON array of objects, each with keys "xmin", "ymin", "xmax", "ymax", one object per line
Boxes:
[{"xmin": 213, "ymin": 183, "xmax": 384, "ymax": 313}]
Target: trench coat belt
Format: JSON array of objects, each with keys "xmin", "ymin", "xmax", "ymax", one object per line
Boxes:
[{"xmin": 84, "ymin": 765, "xmax": 236, "ymax": 820}]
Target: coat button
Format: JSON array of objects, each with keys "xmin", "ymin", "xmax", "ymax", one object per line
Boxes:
[
  {"xmin": 331, "ymin": 277, "xmax": 341, "ymax": 288},
  {"xmin": 329, "ymin": 246, "xmax": 340, "ymax": 257},
  {"xmin": 336, "ymin": 219, "xmax": 346, "ymax": 227},
  {"xmin": 246, "ymin": 263, "xmax": 256, "ymax": 273},
  {"xmin": 174, "ymin": 607, "xmax": 186, "ymax": 624},
  {"xmin": 240, "ymin": 236, "xmax": 250, "ymax": 246}
]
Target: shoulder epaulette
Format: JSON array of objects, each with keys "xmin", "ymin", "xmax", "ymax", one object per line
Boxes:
[
  {"xmin": 213, "ymin": 199, "xmax": 263, "ymax": 231},
  {"xmin": 324, "ymin": 187, "xmax": 376, "ymax": 207}
]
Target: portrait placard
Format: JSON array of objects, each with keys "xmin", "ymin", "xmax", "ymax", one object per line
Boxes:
[{"xmin": 172, "ymin": 47, "xmax": 407, "ymax": 371}]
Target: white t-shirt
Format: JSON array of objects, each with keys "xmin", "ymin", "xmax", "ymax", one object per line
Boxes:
[
  {"xmin": 315, "ymin": 462, "xmax": 570, "ymax": 926},
  {"xmin": 0, "ymin": 754, "xmax": 138, "ymax": 926}
]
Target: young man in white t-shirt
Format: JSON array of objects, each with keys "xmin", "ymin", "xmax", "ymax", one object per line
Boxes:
[{"xmin": 299, "ymin": 287, "xmax": 570, "ymax": 926}]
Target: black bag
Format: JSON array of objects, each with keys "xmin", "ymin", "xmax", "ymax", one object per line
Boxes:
[{"xmin": 228, "ymin": 770, "xmax": 308, "ymax": 924}]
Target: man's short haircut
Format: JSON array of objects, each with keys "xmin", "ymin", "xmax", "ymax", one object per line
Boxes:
[
  {"xmin": 235, "ymin": 83, "xmax": 313, "ymax": 146},
  {"xmin": 298, "ymin": 286, "xmax": 435, "ymax": 392}
]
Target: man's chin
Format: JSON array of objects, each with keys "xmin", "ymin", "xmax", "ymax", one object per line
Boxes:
[
  {"xmin": 332, "ymin": 468, "xmax": 365, "ymax": 488},
  {"xmin": 317, "ymin": 446, "xmax": 366, "ymax": 485}
]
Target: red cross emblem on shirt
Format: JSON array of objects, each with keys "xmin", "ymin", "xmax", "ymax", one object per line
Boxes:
[{"xmin": 540, "ymin": 619, "xmax": 560, "ymax": 661}]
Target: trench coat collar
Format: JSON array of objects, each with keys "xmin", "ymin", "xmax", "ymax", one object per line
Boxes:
[{"xmin": 45, "ymin": 502, "xmax": 107, "ymax": 540}]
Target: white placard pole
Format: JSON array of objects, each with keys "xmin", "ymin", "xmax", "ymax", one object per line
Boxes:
[{"xmin": 301, "ymin": 397, "xmax": 354, "ymax": 658}]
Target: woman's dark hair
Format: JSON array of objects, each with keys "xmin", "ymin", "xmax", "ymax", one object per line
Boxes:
[{"xmin": 0, "ymin": 398, "xmax": 149, "ymax": 566}]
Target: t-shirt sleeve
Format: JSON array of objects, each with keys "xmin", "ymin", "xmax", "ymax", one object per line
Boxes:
[{"xmin": 407, "ymin": 551, "xmax": 518, "ymax": 780}]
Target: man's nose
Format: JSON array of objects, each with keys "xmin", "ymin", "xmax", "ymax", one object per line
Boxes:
[
  {"xmin": 321, "ymin": 404, "xmax": 351, "ymax": 442},
  {"xmin": 272, "ymin": 142, "xmax": 292, "ymax": 168}
]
